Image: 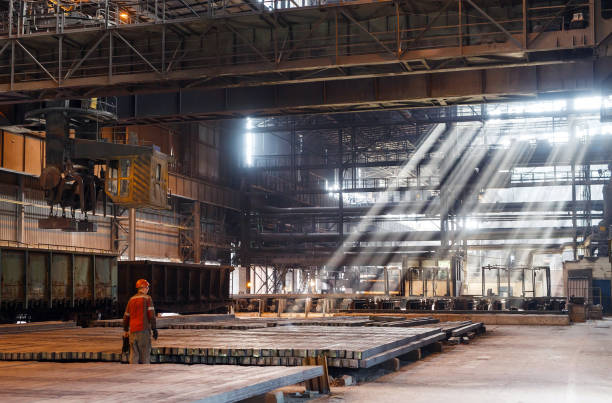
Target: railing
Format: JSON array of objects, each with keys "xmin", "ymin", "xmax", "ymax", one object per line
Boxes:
[
  {"xmin": 510, "ymin": 169, "xmax": 611, "ymax": 185},
  {"xmin": 0, "ymin": 0, "xmax": 373, "ymax": 36},
  {"xmin": 250, "ymin": 150, "xmax": 421, "ymax": 169},
  {"xmin": 0, "ymin": 0, "xmax": 591, "ymax": 42}
]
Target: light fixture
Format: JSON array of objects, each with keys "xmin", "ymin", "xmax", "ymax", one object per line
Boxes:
[{"xmin": 119, "ymin": 12, "xmax": 129, "ymax": 20}]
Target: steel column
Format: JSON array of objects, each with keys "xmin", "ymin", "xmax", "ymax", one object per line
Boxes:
[
  {"xmin": 193, "ymin": 202, "xmax": 201, "ymax": 263},
  {"xmin": 16, "ymin": 175, "xmax": 24, "ymax": 244},
  {"xmin": 128, "ymin": 208, "xmax": 136, "ymax": 261}
]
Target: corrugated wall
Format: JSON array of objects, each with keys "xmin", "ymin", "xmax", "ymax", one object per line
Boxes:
[
  {"xmin": 134, "ymin": 210, "xmax": 180, "ymax": 261},
  {"xmin": 0, "ymin": 183, "xmax": 181, "ymax": 260},
  {"xmin": 0, "ymin": 127, "xmax": 222, "ymax": 262},
  {"xmin": 23, "ymin": 188, "xmax": 111, "ymax": 252}
]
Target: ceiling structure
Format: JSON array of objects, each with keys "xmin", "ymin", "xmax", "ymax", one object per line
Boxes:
[{"xmin": 0, "ymin": 0, "xmax": 609, "ymax": 121}]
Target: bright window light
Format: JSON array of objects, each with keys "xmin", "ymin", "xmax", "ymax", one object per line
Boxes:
[
  {"xmin": 573, "ymin": 96, "xmax": 601, "ymax": 111},
  {"xmin": 245, "ymin": 118, "xmax": 254, "ymax": 167}
]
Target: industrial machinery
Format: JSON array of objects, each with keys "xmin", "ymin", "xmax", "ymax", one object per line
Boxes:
[{"xmin": 25, "ymin": 99, "xmax": 170, "ymax": 232}]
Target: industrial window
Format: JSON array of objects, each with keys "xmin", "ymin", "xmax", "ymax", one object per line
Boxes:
[
  {"xmin": 106, "ymin": 158, "xmax": 132, "ymax": 198},
  {"xmin": 604, "ymin": 0, "xmax": 612, "ymax": 18},
  {"xmin": 120, "ymin": 179, "xmax": 130, "ymax": 197},
  {"xmin": 120, "ymin": 159, "xmax": 131, "ymax": 178},
  {"xmin": 107, "ymin": 162, "xmax": 118, "ymax": 196}
]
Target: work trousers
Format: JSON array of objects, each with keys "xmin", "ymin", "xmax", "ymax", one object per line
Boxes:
[{"xmin": 129, "ymin": 330, "xmax": 151, "ymax": 364}]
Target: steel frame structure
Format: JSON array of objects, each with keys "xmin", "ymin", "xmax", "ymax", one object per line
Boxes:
[
  {"xmin": 0, "ymin": 0, "xmax": 609, "ymax": 118},
  {"xmin": 240, "ymin": 101, "xmax": 611, "ymax": 278}
]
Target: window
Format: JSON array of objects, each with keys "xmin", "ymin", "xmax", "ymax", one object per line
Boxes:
[
  {"xmin": 107, "ymin": 162, "xmax": 119, "ymax": 196},
  {"xmin": 120, "ymin": 179, "xmax": 130, "ymax": 197},
  {"xmin": 106, "ymin": 158, "xmax": 132, "ymax": 199},
  {"xmin": 120, "ymin": 159, "xmax": 131, "ymax": 177}
]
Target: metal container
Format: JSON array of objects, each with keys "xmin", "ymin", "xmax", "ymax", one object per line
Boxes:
[
  {"xmin": 0, "ymin": 246, "xmax": 117, "ymax": 323},
  {"xmin": 118, "ymin": 261, "xmax": 233, "ymax": 314}
]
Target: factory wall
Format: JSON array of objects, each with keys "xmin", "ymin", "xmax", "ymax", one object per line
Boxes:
[
  {"xmin": 0, "ymin": 181, "xmax": 181, "ymax": 261},
  {"xmin": 0, "ymin": 183, "xmax": 111, "ymax": 252},
  {"xmin": 134, "ymin": 210, "xmax": 180, "ymax": 261},
  {"xmin": 111, "ymin": 123, "xmax": 222, "ymax": 183}
]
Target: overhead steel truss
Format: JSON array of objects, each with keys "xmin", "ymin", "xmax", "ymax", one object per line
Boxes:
[{"xmin": 0, "ymin": 0, "xmax": 609, "ymax": 117}]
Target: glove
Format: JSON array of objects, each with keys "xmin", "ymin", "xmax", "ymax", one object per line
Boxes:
[{"xmin": 152, "ymin": 329, "xmax": 158, "ymax": 340}]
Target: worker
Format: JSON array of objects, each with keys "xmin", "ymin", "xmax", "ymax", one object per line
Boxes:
[{"xmin": 123, "ymin": 279, "xmax": 158, "ymax": 364}]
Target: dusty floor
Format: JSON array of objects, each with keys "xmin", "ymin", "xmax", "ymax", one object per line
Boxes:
[{"xmin": 314, "ymin": 320, "xmax": 612, "ymax": 403}]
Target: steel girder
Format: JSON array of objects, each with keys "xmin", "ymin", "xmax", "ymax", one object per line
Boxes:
[{"xmin": 0, "ymin": 0, "xmax": 608, "ymax": 118}]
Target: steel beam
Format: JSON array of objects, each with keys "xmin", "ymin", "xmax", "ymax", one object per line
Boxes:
[
  {"xmin": 15, "ymin": 41, "xmax": 57, "ymax": 83},
  {"xmin": 113, "ymin": 31, "xmax": 161, "ymax": 74},
  {"xmin": 113, "ymin": 60, "xmax": 600, "ymax": 121}
]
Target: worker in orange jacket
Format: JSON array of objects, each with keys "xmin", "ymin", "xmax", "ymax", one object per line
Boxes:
[{"xmin": 123, "ymin": 279, "xmax": 158, "ymax": 364}]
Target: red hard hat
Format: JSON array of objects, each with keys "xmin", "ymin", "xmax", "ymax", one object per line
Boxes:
[{"xmin": 135, "ymin": 279, "xmax": 150, "ymax": 289}]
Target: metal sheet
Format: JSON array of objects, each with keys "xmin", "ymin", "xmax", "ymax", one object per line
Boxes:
[
  {"xmin": 2, "ymin": 132, "xmax": 24, "ymax": 172},
  {"xmin": 73, "ymin": 255, "xmax": 93, "ymax": 300},
  {"xmin": 27, "ymin": 252, "xmax": 48, "ymax": 301},
  {"xmin": 1, "ymin": 251, "xmax": 25, "ymax": 302},
  {"xmin": 94, "ymin": 256, "xmax": 116, "ymax": 300},
  {"xmin": 135, "ymin": 211, "xmax": 180, "ymax": 260},
  {"xmin": 51, "ymin": 254, "xmax": 72, "ymax": 301},
  {"xmin": 24, "ymin": 136, "xmax": 44, "ymax": 176}
]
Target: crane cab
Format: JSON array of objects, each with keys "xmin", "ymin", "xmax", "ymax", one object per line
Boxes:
[{"xmin": 105, "ymin": 149, "xmax": 170, "ymax": 210}]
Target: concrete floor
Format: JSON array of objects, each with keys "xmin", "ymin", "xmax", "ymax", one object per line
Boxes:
[{"xmin": 315, "ymin": 320, "xmax": 612, "ymax": 403}]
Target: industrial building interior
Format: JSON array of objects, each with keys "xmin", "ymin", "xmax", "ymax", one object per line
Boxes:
[{"xmin": 0, "ymin": 0, "xmax": 611, "ymax": 401}]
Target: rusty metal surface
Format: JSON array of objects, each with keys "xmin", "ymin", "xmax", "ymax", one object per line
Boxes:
[
  {"xmin": 1, "ymin": 251, "xmax": 25, "ymax": 302},
  {"xmin": 0, "ymin": 245, "xmax": 119, "ymax": 323},
  {"xmin": 94, "ymin": 256, "xmax": 116, "ymax": 301},
  {"xmin": 73, "ymin": 256, "xmax": 93, "ymax": 300},
  {"xmin": 51, "ymin": 254, "xmax": 72, "ymax": 301},
  {"xmin": 118, "ymin": 261, "xmax": 233, "ymax": 314},
  {"xmin": 27, "ymin": 253, "xmax": 48, "ymax": 302}
]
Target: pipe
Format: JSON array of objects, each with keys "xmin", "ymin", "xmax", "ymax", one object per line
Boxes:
[
  {"xmin": 254, "ymin": 200, "xmax": 602, "ymax": 216},
  {"xmin": 256, "ymin": 227, "xmax": 587, "ymax": 242}
]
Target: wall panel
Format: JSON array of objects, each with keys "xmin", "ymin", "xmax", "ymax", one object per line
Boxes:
[{"xmin": 134, "ymin": 210, "xmax": 180, "ymax": 261}]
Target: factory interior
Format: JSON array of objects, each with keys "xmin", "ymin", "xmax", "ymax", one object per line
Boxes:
[{"xmin": 0, "ymin": 0, "xmax": 612, "ymax": 401}]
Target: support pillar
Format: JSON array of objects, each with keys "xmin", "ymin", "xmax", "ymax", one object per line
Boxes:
[
  {"xmin": 193, "ymin": 202, "xmax": 201, "ymax": 264},
  {"xmin": 16, "ymin": 175, "xmax": 24, "ymax": 244},
  {"xmin": 384, "ymin": 266, "xmax": 389, "ymax": 296},
  {"xmin": 338, "ymin": 129, "xmax": 344, "ymax": 245},
  {"xmin": 128, "ymin": 208, "xmax": 136, "ymax": 260}
]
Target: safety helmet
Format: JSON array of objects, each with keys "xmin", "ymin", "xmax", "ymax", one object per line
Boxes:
[{"xmin": 135, "ymin": 279, "xmax": 150, "ymax": 289}]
